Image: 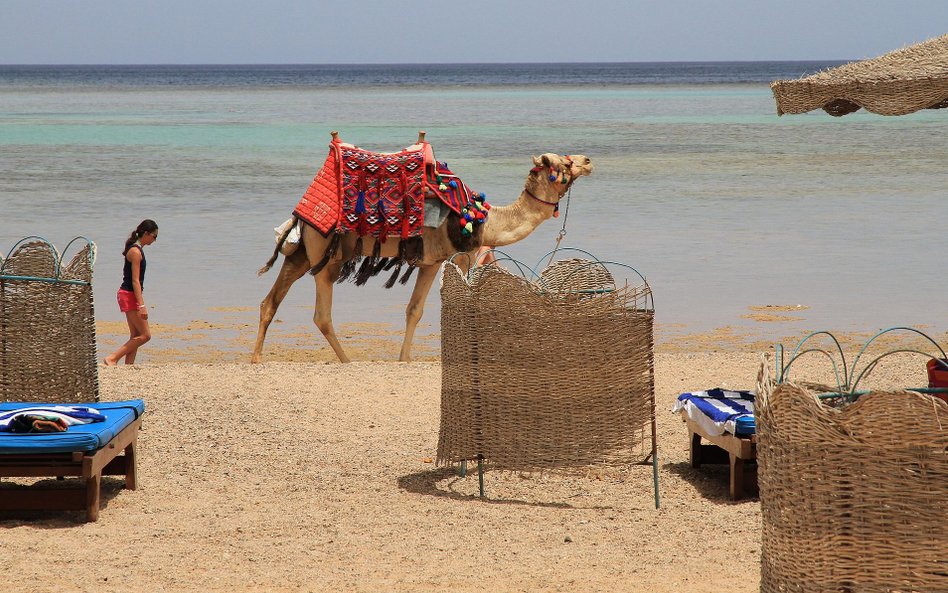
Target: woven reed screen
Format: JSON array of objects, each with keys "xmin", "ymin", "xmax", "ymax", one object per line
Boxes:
[
  {"xmin": 438, "ymin": 258, "xmax": 655, "ymax": 471},
  {"xmin": 756, "ymin": 375, "xmax": 948, "ymax": 593},
  {"xmin": 0, "ymin": 238, "xmax": 99, "ymax": 403}
]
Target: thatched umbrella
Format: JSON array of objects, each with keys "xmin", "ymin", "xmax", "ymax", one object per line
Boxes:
[{"xmin": 771, "ymin": 33, "xmax": 948, "ymax": 116}]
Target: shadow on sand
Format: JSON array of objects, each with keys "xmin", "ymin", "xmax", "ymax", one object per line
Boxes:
[
  {"xmin": 664, "ymin": 460, "xmax": 759, "ymax": 502},
  {"xmin": 0, "ymin": 476, "xmax": 129, "ymax": 526},
  {"xmin": 397, "ymin": 466, "xmax": 617, "ymax": 510}
]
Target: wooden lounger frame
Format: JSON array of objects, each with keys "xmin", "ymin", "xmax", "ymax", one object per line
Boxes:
[
  {"xmin": 0, "ymin": 416, "xmax": 142, "ymax": 522},
  {"xmin": 681, "ymin": 413, "xmax": 756, "ymax": 500}
]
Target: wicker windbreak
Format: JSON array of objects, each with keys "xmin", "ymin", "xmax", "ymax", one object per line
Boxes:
[
  {"xmin": 756, "ymin": 367, "xmax": 948, "ymax": 592},
  {"xmin": 0, "ymin": 237, "xmax": 99, "ymax": 402},
  {"xmin": 771, "ymin": 33, "xmax": 948, "ymax": 116},
  {"xmin": 438, "ymin": 256, "xmax": 655, "ymax": 473}
]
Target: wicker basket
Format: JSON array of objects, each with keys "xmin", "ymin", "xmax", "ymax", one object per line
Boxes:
[
  {"xmin": 0, "ymin": 237, "xmax": 99, "ymax": 403},
  {"xmin": 756, "ymin": 361, "xmax": 948, "ymax": 593},
  {"xmin": 438, "ymin": 255, "xmax": 655, "ymax": 473}
]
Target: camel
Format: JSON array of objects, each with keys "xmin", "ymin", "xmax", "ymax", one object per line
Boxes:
[{"xmin": 251, "ymin": 132, "xmax": 593, "ymax": 363}]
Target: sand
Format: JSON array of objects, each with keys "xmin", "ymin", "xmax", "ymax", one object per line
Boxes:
[{"xmin": 3, "ymin": 318, "xmax": 942, "ymax": 593}]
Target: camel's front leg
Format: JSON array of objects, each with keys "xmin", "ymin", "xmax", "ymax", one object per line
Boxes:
[
  {"xmin": 314, "ymin": 262, "xmax": 351, "ymax": 363},
  {"xmin": 251, "ymin": 249, "xmax": 310, "ymax": 363},
  {"xmin": 398, "ymin": 264, "xmax": 439, "ymax": 362}
]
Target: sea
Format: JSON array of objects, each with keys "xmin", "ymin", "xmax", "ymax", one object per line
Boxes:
[{"xmin": 1, "ymin": 62, "xmax": 946, "ymax": 352}]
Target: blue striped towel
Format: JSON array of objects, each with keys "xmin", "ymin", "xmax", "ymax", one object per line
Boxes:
[
  {"xmin": 0, "ymin": 405, "xmax": 106, "ymax": 432},
  {"xmin": 672, "ymin": 389, "xmax": 756, "ymax": 436}
]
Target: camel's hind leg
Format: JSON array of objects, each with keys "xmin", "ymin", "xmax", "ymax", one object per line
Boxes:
[
  {"xmin": 313, "ymin": 260, "xmax": 350, "ymax": 363},
  {"xmin": 251, "ymin": 249, "xmax": 309, "ymax": 363},
  {"xmin": 398, "ymin": 264, "xmax": 440, "ymax": 362}
]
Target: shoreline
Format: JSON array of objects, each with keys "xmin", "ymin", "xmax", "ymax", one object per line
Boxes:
[{"xmin": 95, "ymin": 310, "xmax": 948, "ymax": 365}]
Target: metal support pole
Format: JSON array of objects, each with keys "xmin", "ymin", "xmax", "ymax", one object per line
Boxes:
[
  {"xmin": 459, "ymin": 460, "xmax": 467, "ymax": 477},
  {"xmin": 477, "ymin": 456, "xmax": 484, "ymax": 498},
  {"xmin": 651, "ymin": 414, "xmax": 661, "ymax": 509}
]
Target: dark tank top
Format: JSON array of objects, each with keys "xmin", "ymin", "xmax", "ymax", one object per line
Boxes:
[{"xmin": 120, "ymin": 245, "xmax": 146, "ymax": 291}]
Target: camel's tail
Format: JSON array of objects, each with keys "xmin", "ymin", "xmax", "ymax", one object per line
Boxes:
[{"xmin": 257, "ymin": 215, "xmax": 297, "ymax": 276}]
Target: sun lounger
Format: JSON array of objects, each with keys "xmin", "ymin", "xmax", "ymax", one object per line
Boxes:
[
  {"xmin": 672, "ymin": 389, "xmax": 756, "ymax": 500},
  {"xmin": 0, "ymin": 400, "xmax": 145, "ymax": 522}
]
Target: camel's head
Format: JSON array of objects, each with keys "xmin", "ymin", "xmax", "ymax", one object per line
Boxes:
[{"xmin": 527, "ymin": 153, "xmax": 593, "ymax": 204}]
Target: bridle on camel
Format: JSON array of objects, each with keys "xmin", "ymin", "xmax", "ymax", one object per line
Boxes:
[{"xmin": 527, "ymin": 155, "xmax": 577, "ymax": 265}]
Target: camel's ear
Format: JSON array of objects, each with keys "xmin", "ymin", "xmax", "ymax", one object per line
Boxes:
[
  {"xmin": 540, "ymin": 154, "xmax": 553, "ymax": 168},
  {"xmin": 532, "ymin": 155, "xmax": 543, "ymax": 168}
]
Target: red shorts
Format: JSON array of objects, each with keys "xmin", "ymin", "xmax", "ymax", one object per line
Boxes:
[{"xmin": 117, "ymin": 289, "xmax": 140, "ymax": 313}]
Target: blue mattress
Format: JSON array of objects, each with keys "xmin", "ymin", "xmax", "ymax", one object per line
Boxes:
[{"xmin": 0, "ymin": 400, "xmax": 145, "ymax": 454}]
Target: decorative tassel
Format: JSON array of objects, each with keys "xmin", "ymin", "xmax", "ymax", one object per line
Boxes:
[
  {"xmin": 399, "ymin": 265, "xmax": 416, "ymax": 285},
  {"xmin": 354, "ymin": 258, "xmax": 375, "ymax": 286},
  {"xmin": 553, "ymin": 203, "xmax": 560, "ymax": 218},
  {"xmin": 399, "ymin": 168, "xmax": 408, "ymax": 197},
  {"xmin": 401, "ymin": 187, "xmax": 412, "ymax": 239},
  {"xmin": 355, "ymin": 240, "xmax": 383, "ymax": 286},
  {"xmin": 355, "ymin": 170, "xmax": 369, "ymax": 236},
  {"xmin": 353, "ymin": 236, "xmax": 364, "ymax": 258},
  {"xmin": 355, "ymin": 170, "xmax": 367, "ymax": 213},
  {"xmin": 373, "ymin": 257, "xmax": 390, "ymax": 275},
  {"xmin": 384, "ymin": 262, "xmax": 402, "ymax": 288},
  {"xmin": 336, "ymin": 257, "xmax": 358, "ymax": 283},
  {"xmin": 399, "ymin": 236, "xmax": 424, "ymax": 265},
  {"xmin": 377, "ymin": 201, "xmax": 389, "ymax": 243}
]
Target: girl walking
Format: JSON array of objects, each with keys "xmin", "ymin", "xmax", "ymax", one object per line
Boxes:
[{"xmin": 104, "ymin": 219, "xmax": 158, "ymax": 366}]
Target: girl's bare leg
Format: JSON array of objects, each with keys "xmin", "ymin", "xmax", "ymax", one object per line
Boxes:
[{"xmin": 104, "ymin": 311, "xmax": 151, "ymax": 365}]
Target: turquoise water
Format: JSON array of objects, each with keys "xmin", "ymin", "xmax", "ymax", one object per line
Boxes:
[{"xmin": 2, "ymin": 65, "xmax": 947, "ymax": 345}]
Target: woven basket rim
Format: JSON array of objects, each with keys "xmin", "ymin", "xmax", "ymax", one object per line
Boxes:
[{"xmin": 0, "ymin": 236, "xmax": 97, "ymax": 284}]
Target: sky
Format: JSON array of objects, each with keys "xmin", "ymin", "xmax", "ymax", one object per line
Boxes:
[{"xmin": 1, "ymin": 1, "xmax": 946, "ymax": 64}]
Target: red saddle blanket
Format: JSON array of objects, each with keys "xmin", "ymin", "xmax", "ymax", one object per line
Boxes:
[{"xmin": 294, "ymin": 138, "xmax": 483, "ymax": 240}]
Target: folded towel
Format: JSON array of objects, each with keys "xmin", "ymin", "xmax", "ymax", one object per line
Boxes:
[
  {"xmin": 0, "ymin": 405, "xmax": 107, "ymax": 433},
  {"xmin": 672, "ymin": 389, "xmax": 756, "ymax": 437}
]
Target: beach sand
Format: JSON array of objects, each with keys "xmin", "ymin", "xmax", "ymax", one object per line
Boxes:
[{"xmin": 4, "ymin": 317, "xmax": 942, "ymax": 593}]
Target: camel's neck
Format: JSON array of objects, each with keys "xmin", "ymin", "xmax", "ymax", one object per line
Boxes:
[{"xmin": 480, "ymin": 189, "xmax": 557, "ymax": 247}]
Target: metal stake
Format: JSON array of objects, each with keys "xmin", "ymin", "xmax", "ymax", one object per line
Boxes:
[{"xmin": 477, "ymin": 456, "xmax": 484, "ymax": 498}]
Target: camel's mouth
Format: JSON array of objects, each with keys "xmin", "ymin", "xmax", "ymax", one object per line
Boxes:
[{"xmin": 568, "ymin": 155, "xmax": 593, "ymax": 178}]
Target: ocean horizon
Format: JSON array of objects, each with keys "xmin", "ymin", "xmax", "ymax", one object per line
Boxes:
[{"xmin": 0, "ymin": 61, "xmax": 845, "ymax": 87}]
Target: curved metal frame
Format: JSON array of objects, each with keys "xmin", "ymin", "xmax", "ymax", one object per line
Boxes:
[
  {"xmin": 776, "ymin": 326, "xmax": 948, "ymax": 400},
  {"xmin": 0, "ymin": 235, "xmax": 96, "ymax": 286}
]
